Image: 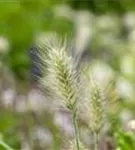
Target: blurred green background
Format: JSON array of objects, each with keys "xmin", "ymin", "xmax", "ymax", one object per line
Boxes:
[{"xmin": 1, "ymin": 0, "xmax": 135, "ymax": 150}]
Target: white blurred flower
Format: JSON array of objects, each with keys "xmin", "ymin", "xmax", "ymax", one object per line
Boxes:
[
  {"xmin": 116, "ymin": 77, "xmax": 134, "ymax": 99},
  {"xmin": 0, "ymin": 36, "xmax": 9, "ymax": 53},
  {"xmin": 120, "ymin": 109, "xmax": 132, "ymax": 124},
  {"xmin": 15, "ymin": 96, "xmax": 27, "ymax": 113},
  {"xmin": 74, "ymin": 10, "xmax": 93, "ymax": 26},
  {"xmin": 90, "ymin": 61, "xmax": 114, "ymax": 86},
  {"xmin": 2, "ymin": 89, "xmax": 15, "ymax": 107},
  {"xmin": 124, "ymin": 12, "xmax": 135, "ymax": 30},
  {"xmin": 96, "ymin": 15, "xmax": 119, "ymax": 32},
  {"xmin": 74, "ymin": 25, "xmax": 92, "ymax": 59},
  {"xmin": 127, "ymin": 120, "xmax": 135, "ymax": 130},
  {"xmin": 128, "ymin": 29, "xmax": 135, "ymax": 42},
  {"xmin": 54, "ymin": 111, "xmax": 73, "ymax": 136},
  {"xmin": 20, "ymin": 139, "xmax": 31, "ymax": 150},
  {"xmin": 128, "ymin": 42, "xmax": 135, "ymax": 53},
  {"xmin": 120, "ymin": 54, "xmax": 135, "ymax": 76},
  {"xmin": 99, "ymin": 33, "xmax": 119, "ymax": 48},
  {"xmin": 74, "ymin": 11, "xmax": 93, "ymax": 62},
  {"xmin": 31, "ymin": 126, "xmax": 52, "ymax": 147},
  {"xmin": 54, "ymin": 4, "xmax": 74, "ymax": 20},
  {"xmin": 28, "ymin": 89, "xmax": 47, "ymax": 112}
]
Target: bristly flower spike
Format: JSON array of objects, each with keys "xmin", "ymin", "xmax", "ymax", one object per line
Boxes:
[{"xmin": 37, "ymin": 33, "xmax": 80, "ymax": 111}]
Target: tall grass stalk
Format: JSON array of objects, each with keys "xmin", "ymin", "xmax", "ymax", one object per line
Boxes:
[{"xmin": 37, "ymin": 33, "xmax": 80, "ymax": 150}]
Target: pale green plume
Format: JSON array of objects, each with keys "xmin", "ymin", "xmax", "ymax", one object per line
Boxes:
[
  {"xmin": 87, "ymin": 74, "xmax": 105, "ymax": 133},
  {"xmin": 81, "ymin": 65, "xmax": 117, "ymax": 133},
  {"xmin": 80, "ymin": 65, "xmax": 117, "ymax": 150},
  {"xmin": 37, "ymin": 33, "xmax": 81, "ymax": 150},
  {"xmin": 37, "ymin": 33, "xmax": 80, "ymax": 110}
]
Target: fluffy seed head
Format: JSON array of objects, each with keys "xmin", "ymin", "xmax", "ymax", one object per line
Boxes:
[
  {"xmin": 87, "ymin": 75, "xmax": 105, "ymax": 133},
  {"xmin": 81, "ymin": 66, "xmax": 117, "ymax": 133},
  {"xmin": 37, "ymin": 33, "xmax": 80, "ymax": 110}
]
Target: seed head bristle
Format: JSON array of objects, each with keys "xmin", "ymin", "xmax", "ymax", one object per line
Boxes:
[
  {"xmin": 81, "ymin": 65, "xmax": 117, "ymax": 133},
  {"xmin": 37, "ymin": 33, "xmax": 80, "ymax": 110},
  {"xmin": 87, "ymin": 74, "xmax": 105, "ymax": 133}
]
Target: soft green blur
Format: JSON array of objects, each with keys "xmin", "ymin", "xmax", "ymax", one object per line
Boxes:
[{"xmin": 1, "ymin": 0, "xmax": 135, "ymax": 150}]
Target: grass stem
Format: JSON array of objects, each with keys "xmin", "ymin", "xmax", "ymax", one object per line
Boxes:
[
  {"xmin": 72, "ymin": 109, "xmax": 80, "ymax": 150},
  {"xmin": 94, "ymin": 132, "xmax": 99, "ymax": 150}
]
